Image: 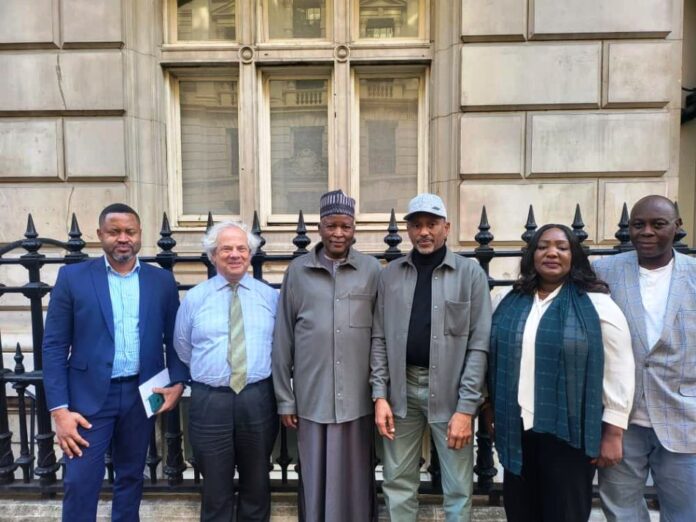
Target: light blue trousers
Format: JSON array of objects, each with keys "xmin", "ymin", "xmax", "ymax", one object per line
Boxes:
[
  {"xmin": 599, "ymin": 424, "xmax": 696, "ymax": 522},
  {"xmin": 381, "ymin": 366, "xmax": 474, "ymax": 522}
]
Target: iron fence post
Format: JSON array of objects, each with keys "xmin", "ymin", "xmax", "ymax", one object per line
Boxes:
[
  {"xmin": 0, "ymin": 333, "xmax": 17, "ymax": 484},
  {"xmin": 157, "ymin": 213, "xmax": 187, "ymax": 486},
  {"xmin": 473, "ymin": 207, "xmax": 497, "ymax": 497},
  {"xmin": 19, "ymin": 217, "xmax": 58, "ymax": 486}
]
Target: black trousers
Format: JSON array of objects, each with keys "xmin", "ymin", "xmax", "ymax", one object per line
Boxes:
[
  {"xmin": 503, "ymin": 430, "xmax": 596, "ymax": 522},
  {"xmin": 189, "ymin": 379, "xmax": 279, "ymax": 522}
]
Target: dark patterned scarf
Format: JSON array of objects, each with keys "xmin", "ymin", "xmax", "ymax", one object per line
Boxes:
[{"xmin": 489, "ymin": 283, "xmax": 604, "ymax": 475}]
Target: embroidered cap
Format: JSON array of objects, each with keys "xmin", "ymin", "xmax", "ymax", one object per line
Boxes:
[
  {"xmin": 319, "ymin": 189, "xmax": 355, "ymax": 218},
  {"xmin": 403, "ymin": 193, "xmax": 447, "ymax": 221}
]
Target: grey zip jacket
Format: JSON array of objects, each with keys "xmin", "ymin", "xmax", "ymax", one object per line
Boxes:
[
  {"xmin": 370, "ymin": 247, "xmax": 491, "ymax": 422},
  {"xmin": 273, "ymin": 244, "xmax": 381, "ymax": 424}
]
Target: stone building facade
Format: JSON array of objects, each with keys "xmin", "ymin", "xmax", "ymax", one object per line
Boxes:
[{"xmin": 0, "ymin": 0, "xmax": 694, "ymax": 350}]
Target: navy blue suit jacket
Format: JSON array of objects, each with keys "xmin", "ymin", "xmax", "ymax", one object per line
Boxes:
[{"xmin": 42, "ymin": 258, "xmax": 190, "ymax": 416}]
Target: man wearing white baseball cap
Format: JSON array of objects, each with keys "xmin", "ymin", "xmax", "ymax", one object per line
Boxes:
[{"xmin": 371, "ymin": 193, "xmax": 492, "ymax": 521}]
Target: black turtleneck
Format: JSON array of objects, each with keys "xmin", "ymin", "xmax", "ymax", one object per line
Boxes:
[{"xmin": 406, "ymin": 244, "xmax": 447, "ymax": 367}]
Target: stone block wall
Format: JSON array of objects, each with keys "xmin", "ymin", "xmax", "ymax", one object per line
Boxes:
[
  {"xmin": 0, "ymin": 0, "xmax": 156, "ymax": 353},
  {"xmin": 0, "ymin": 0, "xmax": 685, "ymax": 247},
  {"xmin": 0, "ymin": 0, "xmax": 170, "ymax": 254},
  {"xmin": 457, "ymin": 0, "xmax": 683, "ymax": 246},
  {"xmin": 0, "ymin": 0, "xmax": 129, "ymax": 244},
  {"xmin": 0, "ymin": 0, "xmax": 688, "ymax": 353}
]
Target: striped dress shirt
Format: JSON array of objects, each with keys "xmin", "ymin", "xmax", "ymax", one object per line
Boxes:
[
  {"xmin": 174, "ymin": 273, "xmax": 278, "ymax": 387},
  {"xmin": 105, "ymin": 256, "xmax": 141, "ymax": 378}
]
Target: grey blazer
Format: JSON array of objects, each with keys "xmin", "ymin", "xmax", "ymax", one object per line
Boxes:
[
  {"xmin": 370, "ymin": 247, "xmax": 491, "ymax": 422},
  {"xmin": 593, "ymin": 250, "xmax": 696, "ymax": 453}
]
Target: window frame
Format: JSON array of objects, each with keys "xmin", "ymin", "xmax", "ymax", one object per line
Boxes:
[
  {"xmin": 166, "ymin": 68, "xmax": 243, "ymax": 225},
  {"xmin": 258, "ymin": 66, "xmax": 336, "ymax": 225},
  {"xmin": 162, "ymin": 1, "xmax": 432, "ymax": 229},
  {"xmin": 259, "ymin": 0, "xmax": 333, "ymax": 44},
  {"xmin": 165, "ymin": 0, "xmax": 239, "ymax": 46},
  {"xmin": 350, "ymin": 65, "xmax": 429, "ymax": 221},
  {"xmin": 352, "ymin": 0, "xmax": 429, "ymax": 44}
]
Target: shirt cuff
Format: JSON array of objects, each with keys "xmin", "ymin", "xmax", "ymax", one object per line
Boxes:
[
  {"xmin": 277, "ymin": 403, "xmax": 297, "ymax": 415},
  {"xmin": 602, "ymin": 408, "xmax": 630, "ymax": 429},
  {"xmin": 50, "ymin": 404, "xmax": 69, "ymax": 412},
  {"xmin": 371, "ymin": 387, "xmax": 387, "ymax": 402},
  {"xmin": 456, "ymin": 399, "xmax": 481, "ymax": 416}
]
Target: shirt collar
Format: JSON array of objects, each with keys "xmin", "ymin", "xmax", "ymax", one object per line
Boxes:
[
  {"xmin": 305, "ymin": 243, "xmax": 359, "ymax": 270},
  {"xmin": 213, "ymin": 272, "xmax": 252, "ymax": 291},
  {"xmin": 104, "ymin": 255, "xmax": 140, "ymax": 276}
]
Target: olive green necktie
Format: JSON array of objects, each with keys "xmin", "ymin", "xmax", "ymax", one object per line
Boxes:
[{"xmin": 227, "ymin": 283, "xmax": 247, "ymax": 393}]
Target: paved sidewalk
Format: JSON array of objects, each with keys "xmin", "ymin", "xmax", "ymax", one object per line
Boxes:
[{"xmin": 0, "ymin": 495, "xmax": 660, "ymax": 521}]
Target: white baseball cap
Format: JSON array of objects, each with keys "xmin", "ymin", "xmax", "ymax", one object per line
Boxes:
[{"xmin": 403, "ymin": 193, "xmax": 447, "ymax": 221}]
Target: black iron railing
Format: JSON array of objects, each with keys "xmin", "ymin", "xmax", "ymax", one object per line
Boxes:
[{"xmin": 0, "ymin": 203, "xmax": 692, "ymax": 504}]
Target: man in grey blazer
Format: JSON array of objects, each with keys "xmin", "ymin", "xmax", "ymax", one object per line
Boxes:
[
  {"xmin": 371, "ymin": 193, "xmax": 491, "ymax": 522},
  {"xmin": 594, "ymin": 195, "xmax": 696, "ymax": 522}
]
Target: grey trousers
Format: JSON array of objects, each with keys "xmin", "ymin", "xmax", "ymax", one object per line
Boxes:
[
  {"xmin": 381, "ymin": 366, "xmax": 474, "ymax": 522},
  {"xmin": 296, "ymin": 415, "xmax": 377, "ymax": 522},
  {"xmin": 599, "ymin": 424, "xmax": 696, "ymax": 522}
]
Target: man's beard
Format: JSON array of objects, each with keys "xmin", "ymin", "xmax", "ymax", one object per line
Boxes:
[{"xmin": 110, "ymin": 251, "xmax": 134, "ymax": 263}]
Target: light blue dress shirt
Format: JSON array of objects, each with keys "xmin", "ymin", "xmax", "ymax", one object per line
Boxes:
[
  {"xmin": 105, "ymin": 256, "xmax": 141, "ymax": 378},
  {"xmin": 49, "ymin": 257, "xmax": 141, "ymax": 410},
  {"xmin": 174, "ymin": 273, "xmax": 278, "ymax": 387}
]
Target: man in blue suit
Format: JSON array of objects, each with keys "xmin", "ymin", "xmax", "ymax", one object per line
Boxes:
[
  {"xmin": 595, "ymin": 195, "xmax": 696, "ymax": 522},
  {"xmin": 42, "ymin": 203, "xmax": 189, "ymax": 522}
]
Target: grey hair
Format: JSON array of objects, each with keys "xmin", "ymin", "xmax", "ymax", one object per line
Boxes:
[{"xmin": 202, "ymin": 221, "xmax": 261, "ymax": 262}]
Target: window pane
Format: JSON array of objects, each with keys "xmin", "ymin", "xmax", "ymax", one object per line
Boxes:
[
  {"xmin": 180, "ymin": 80, "xmax": 239, "ymax": 215},
  {"xmin": 268, "ymin": 0, "xmax": 326, "ymax": 39},
  {"xmin": 177, "ymin": 0, "xmax": 236, "ymax": 41},
  {"xmin": 358, "ymin": 0, "xmax": 420, "ymax": 39},
  {"xmin": 359, "ymin": 78, "xmax": 419, "ymax": 213},
  {"xmin": 270, "ymin": 79, "xmax": 328, "ymax": 214}
]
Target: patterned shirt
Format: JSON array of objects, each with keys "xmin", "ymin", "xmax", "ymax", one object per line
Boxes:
[
  {"xmin": 105, "ymin": 256, "xmax": 141, "ymax": 378},
  {"xmin": 174, "ymin": 273, "xmax": 278, "ymax": 387}
]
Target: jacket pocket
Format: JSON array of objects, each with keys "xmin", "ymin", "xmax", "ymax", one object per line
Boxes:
[
  {"xmin": 679, "ymin": 384, "xmax": 696, "ymax": 397},
  {"xmin": 445, "ymin": 300, "xmax": 470, "ymax": 336},
  {"xmin": 349, "ymin": 293, "xmax": 374, "ymax": 328},
  {"xmin": 678, "ymin": 310, "xmax": 696, "ymax": 333}
]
